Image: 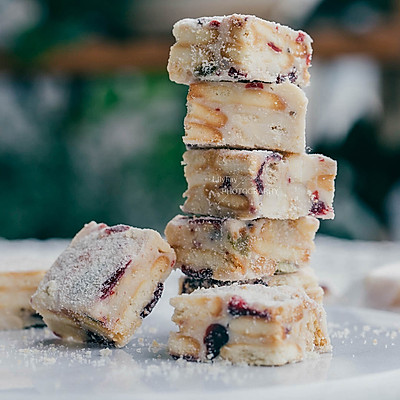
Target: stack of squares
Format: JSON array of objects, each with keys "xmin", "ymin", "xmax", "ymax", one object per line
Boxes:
[{"xmin": 165, "ymin": 14, "xmax": 337, "ymax": 365}]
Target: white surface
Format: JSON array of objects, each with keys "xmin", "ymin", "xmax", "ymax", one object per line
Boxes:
[
  {"xmin": 1, "ymin": 236, "xmax": 400, "ymax": 399},
  {"xmin": 1, "ymin": 271, "xmax": 400, "ymax": 399}
]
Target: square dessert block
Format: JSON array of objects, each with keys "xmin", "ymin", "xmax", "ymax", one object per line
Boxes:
[
  {"xmin": 31, "ymin": 221, "xmax": 176, "ymax": 347},
  {"xmin": 184, "ymin": 81, "xmax": 307, "ymax": 153},
  {"xmin": 179, "ymin": 267, "xmax": 324, "ymax": 304},
  {"xmin": 0, "ymin": 267, "xmax": 47, "ymax": 330},
  {"xmin": 165, "ymin": 215, "xmax": 319, "ymax": 281},
  {"xmin": 167, "ymin": 14, "xmax": 312, "ymax": 87},
  {"xmin": 0, "ymin": 238, "xmax": 66, "ymax": 330},
  {"xmin": 182, "ymin": 149, "xmax": 336, "ymax": 220},
  {"xmin": 168, "ymin": 284, "xmax": 331, "ymax": 365}
]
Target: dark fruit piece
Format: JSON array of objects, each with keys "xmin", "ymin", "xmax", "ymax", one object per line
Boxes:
[
  {"xmin": 171, "ymin": 354, "xmax": 199, "ymax": 362},
  {"xmin": 254, "ymin": 161, "xmax": 266, "ymax": 195},
  {"xmin": 245, "ymin": 82, "xmax": 264, "ymax": 89},
  {"xmin": 288, "ymin": 70, "xmax": 297, "ymax": 83},
  {"xmin": 267, "ymin": 42, "xmax": 282, "ymax": 52},
  {"xmin": 140, "ymin": 282, "xmax": 164, "ymax": 318},
  {"xmin": 296, "ymin": 32, "xmax": 305, "ymax": 43},
  {"xmin": 228, "ymin": 295, "xmax": 271, "ymax": 319},
  {"xmin": 204, "ymin": 324, "xmax": 229, "ymax": 359},
  {"xmin": 86, "ymin": 330, "xmax": 116, "ymax": 346},
  {"xmin": 100, "ymin": 260, "xmax": 132, "ymax": 300},
  {"xmin": 228, "ymin": 67, "xmax": 247, "ymax": 79},
  {"xmin": 104, "ymin": 224, "xmax": 130, "ymax": 235},
  {"xmin": 309, "ymin": 191, "xmax": 330, "ymax": 216},
  {"xmin": 181, "ymin": 265, "xmax": 213, "ymax": 279},
  {"xmin": 209, "ymin": 20, "xmax": 220, "ymax": 28}
]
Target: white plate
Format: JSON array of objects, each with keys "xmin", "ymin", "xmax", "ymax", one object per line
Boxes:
[{"xmin": 1, "ymin": 285, "xmax": 400, "ymax": 400}]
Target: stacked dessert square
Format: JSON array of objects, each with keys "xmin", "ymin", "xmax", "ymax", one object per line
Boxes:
[{"xmin": 165, "ymin": 14, "xmax": 337, "ymax": 365}]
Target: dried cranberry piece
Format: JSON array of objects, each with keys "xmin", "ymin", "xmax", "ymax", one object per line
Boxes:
[
  {"xmin": 245, "ymin": 82, "xmax": 264, "ymax": 89},
  {"xmin": 140, "ymin": 282, "xmax": 164, "ymax": 318},
  {"xmin": 228, "ymin": 67, "xmax": 247, "ymax": 79},
  {"xmin": 181, "ymin": 265, "xmax": 213, "ymax": 279},
  {"xmin": 267, "ymin": 42, "xmax": 282, "ymax": 52},
  {"xmin": 288, "ymin": 70, "xmax": 297, "ymax": 83},
  {"xmin": 171, "ymin": 354, "xmax": 199, "ymax": 362},
  {"xmin": 86, "ymin": 330, "xmax": 115, "ymax": 346},
  {"xmin": 204, "ymin": 324, "xmax": 229, "ymax": 359},
  {"xmin": 228, "ymin": 295, "xmax": 271, "ymax": 319},
  {"xmin": 296, "ymin": 32, "xmax": 305, "ymax": 43},
  {"xmin": 309, "ymin": 191, "xmax": 330, "ymax": 216},
  {"xmin": 100, "ymin": 260, "xmax": 132, "ymax": 300},
  {"xmin": 209, "ymin": 20, "xmax": 220, "ymax": 28},
  {"xmin": 104, "ymin": 225, "xmax": 130, "ymax": 235},
  {"xmin": 254, "ymin": 161, "xmax": 266, "ymax": 195}
]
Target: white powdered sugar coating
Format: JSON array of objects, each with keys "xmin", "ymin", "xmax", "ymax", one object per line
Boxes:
[
  {"xmin": 35, "ymin": 222, "xmax": 148, "ymax": 312},
  {"xmin": 173, "ymin": 14, "xmax": 312, "ymax": 46}
]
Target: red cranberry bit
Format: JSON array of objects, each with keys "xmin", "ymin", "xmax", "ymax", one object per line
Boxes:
[
  {"xmin": 104, "ymin": 224, "xmax": 130, "ymax": 235},
  {"xmin": 306, "ymin": 54, "xmax": 312, "ymax": 66},
  {"xmin": 100, "ymin": 259, "xmax": 132, "ymax": 300},
  {"xmin": 288, "ymin": 177, "xmax": 292, "ymax": 183},
  {"xmin": 245, "ymin": 82, "xmax": 264, "ymax": 89},
  {"xmin": 209, "ymin": 20, "xmax": 220, "ymax": 28},
  {"xmin": 204, "ymin": 324, "xmax": 229, "ymax": 359},
  {"xmin": 228, "ymin": 295, "xmax": 271, "ymax": 319},
  {"xmin": 140, "ymin": 282, "xmax": 164, "ymax": 318},
  {"xmin": 228, "ymin": 67, "xmax": 247, "ymax": 79},
  {"xmin": 296, "ymin": 32, "xmax": 305, "ymax": 43},
  {"xmin": 254, "ymin": 161, "xmax": 266, "ymax": 195},
  {"xmin": 310, "ymin": 191, "xmax": 329, "ymax": 216},
  {"xmin": 181, "ymin": 265, "xmax": 213, "ymax": 279},
  {"xmin": 266, "ymin": 152, "xmax": 283, "ymax": 163},
  {"xmin": 267, "ymin": 42, "xmax": 282, "ymax": 52},
  {"xmin": 215, "ymin": 108, "xmax": 220, "ymax": 111},
  {"xmin": 319, "ymin": 157, "xmax": 325, "ymax": 162}
]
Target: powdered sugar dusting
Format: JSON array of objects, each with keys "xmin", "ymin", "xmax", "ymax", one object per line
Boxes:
[{"xmin": 34, "ymin": 222, "xmax": 146, "ymax": 312}]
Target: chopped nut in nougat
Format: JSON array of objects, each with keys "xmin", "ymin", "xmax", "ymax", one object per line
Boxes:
[
  {"xmin": 182, "ymin": 149, "xmax": 336, "ymax": 220},
  {"xmin": 168, "ymin": 14, "xmax": 313, "ymax": 87},
  {"xmin": 168, "ymin": 284, "xmax": 331, "ymax": 365},
  {"xmin": 31, "ymin": 222, "xmax": 176, "ymax": 347},
  {"xmin": 179, "ymin": 267, "xmax": 324, "ymax": 304},
  {"xmin": 184, "ymin": 81, "xmax": 307, "ymax": 153},
  {"xmin": 165, "ymin": 215, "xmax": 319, "ymax": 281}
]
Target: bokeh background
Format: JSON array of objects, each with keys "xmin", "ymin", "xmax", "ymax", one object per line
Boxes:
[{"xmin": 1, "ymin": 0, "xmax": 400, "ymax": 241}]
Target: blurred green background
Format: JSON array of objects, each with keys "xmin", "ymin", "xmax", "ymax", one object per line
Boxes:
[{"xmin": 0, "ymin": 0, "xmax": 400, "ymax": 240}]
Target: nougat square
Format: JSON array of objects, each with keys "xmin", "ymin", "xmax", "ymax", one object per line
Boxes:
[
  {"xmin": 169, "ymin": 284, "xmax": 331, "ymax": 365},
  {"xmin": 182, "ymin": 149, "xmax": 336, "ymax": 220},
  {"xmin": 165, "ymin": 215, "xmax": 319, "ymax": 281},
  {"xmin": 31, "ymin": 221, "xmax": 176, "ymax": 347},
  {"xmin": 168, "ymin": 14, "xmax": 313, "ymax": 87},
  {"xmin": 184, "ymin": 81, "xmax": 307, "ymax": 153}
]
